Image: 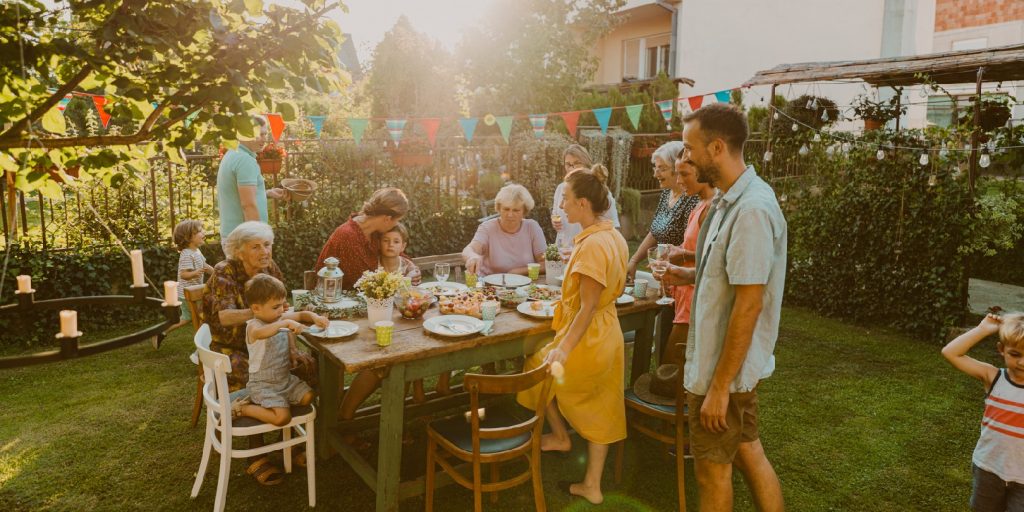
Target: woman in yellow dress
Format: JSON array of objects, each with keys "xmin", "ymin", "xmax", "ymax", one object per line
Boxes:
[{"xmin": 517, "ymin": 163, "xmax": 628, "ymax": 505}]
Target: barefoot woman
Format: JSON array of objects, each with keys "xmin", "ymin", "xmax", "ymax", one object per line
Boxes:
[{"xmin": 517, "ymin": 164, "xmax": 628, "ymax": 505}]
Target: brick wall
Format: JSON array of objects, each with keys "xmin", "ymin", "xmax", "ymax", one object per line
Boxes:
[{"xmin": 935, "ymin": 0, "xmax": 1024, "ymax": 32}]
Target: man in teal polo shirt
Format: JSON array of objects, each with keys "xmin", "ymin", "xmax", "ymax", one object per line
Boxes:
[
  {"xmin": 217, "ymin": 115, "xmax": 289, "ymax": 252},
  {"xmin": 660, "ymin": 103, "xmax": 786, "ymax": 512}
]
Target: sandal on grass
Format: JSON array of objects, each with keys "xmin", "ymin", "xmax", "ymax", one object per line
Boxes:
[{"xmin": 246, "ymin": 456, "xmax": 284, "ymax": 486}]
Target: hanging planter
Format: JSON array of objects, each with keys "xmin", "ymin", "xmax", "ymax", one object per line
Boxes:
[
  {"xmin": 863, "ymin": 118, "xmax": 884, "ymax": 131},
  {"xmin": 257, "ymin": 143, "xmax": 287, "ymax": 175}
]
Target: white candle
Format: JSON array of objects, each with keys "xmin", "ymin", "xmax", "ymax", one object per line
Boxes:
[
  {"xmin": 16, "ymin": 275, "xmax": 31, "ymax": 293},
  {"xmin": 59, "ymin": 310, "xmax": 77, "ymax": 337},
  {"xmin": 164, "ymin": 281, "xmax": 180, "ymax": 306},
  {"xmin": 130, "ymin": 250, "xmax": 145, "ymax": 287}
]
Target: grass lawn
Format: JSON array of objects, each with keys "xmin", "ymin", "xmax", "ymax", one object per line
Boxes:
[{"xmin": 0, "ymin": 306, "xmax": 997, "ymax": 511}]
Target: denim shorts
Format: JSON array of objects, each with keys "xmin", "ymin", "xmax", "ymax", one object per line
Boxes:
[{"xmin": 972, "ymin": 464, "xmax": 1024, "ymax": 512}]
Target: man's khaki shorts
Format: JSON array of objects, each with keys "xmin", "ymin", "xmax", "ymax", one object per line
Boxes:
[{"xmin": 686, "ymin": 389, "xmax": 760, "ymax": 464}]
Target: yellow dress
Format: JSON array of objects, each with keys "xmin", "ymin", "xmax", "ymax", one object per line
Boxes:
[{"xmin": 517, "ymin": 220, "xmax": 628, "ymax": 444}]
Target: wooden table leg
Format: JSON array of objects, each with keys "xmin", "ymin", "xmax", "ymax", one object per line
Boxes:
[
  {"xmin": 376, "ymin": 364, "xmax": 406, "ymax": 512},
  {"xmin": 630, "ymin": 309, "xmax": 658, "ymax": 386},
  {"xmin": 317, "ymin": 351, "xmax": 340, "ymax": 459}
]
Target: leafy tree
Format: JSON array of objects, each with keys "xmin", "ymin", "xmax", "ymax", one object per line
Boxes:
[
  {"xmin": 364, "ymin": 16, "xmax": 459, "ymax": 121},
  {"xmin": 457, "ymin": 0, "xmax": 625, "ymax": 115},
  {"xmin": 0, "ymin": 0, "xmax": 348, "ymax": 198}
]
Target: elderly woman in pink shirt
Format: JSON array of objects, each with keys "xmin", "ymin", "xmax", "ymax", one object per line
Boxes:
[{"xmin": 463, "ymin": 183, "xmax": 547, "ymax": 276}]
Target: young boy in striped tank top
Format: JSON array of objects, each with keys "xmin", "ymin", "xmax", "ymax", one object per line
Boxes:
[
  {"xmin": 173, "ymin": 220, "xmax": 214, "ymax": 328},
  {"xmin": 943, "ymin": 311, "xmax": 1024, "ymax": 511}
]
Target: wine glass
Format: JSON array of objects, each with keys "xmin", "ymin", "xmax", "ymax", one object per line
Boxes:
[
  {"xmin": 557, "ymin": 235, "xmax": 573, "ymax": 264},
  {"xmin": 648, "ymin": 245, "xmax": 675, "ymax": 305},
  {"xmin": 434, "ymin": 262, "xmax": 451, "ymax": 283}
]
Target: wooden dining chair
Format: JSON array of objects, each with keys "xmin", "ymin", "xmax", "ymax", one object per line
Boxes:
[
  {"xmin": 185, "ymin": 284, "xmax": 207, "ymax": 427},
  {"xmin": 425, "ymin": 363, "xmax": 553, "ymax": 512},
  {"xmin": 614, "ymin": 345, "xmax": 688, "ymax": 511}
]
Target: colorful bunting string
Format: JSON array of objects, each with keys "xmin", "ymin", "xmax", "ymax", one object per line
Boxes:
[
  {"xmin": 495, "ymin": 116, "xmax": 514, "ymax": 143},
  {"xmin": 265, "ymin": 113, "xmax": 285, "ymax": 142},
  {"xmin": 347, "ymin": 118, "xmax": 368, "ymax": 146},
  {"xmin": 592, "ymin": 107, "xmax": 612, "ymax": 134},
  {"xmin": 307, "ymin": 115, "xmax": 326, "ymax": 138},
  {"xmin": 418, "ymin": 118, "xmax": 441, "ymax": 147},
  {"xmin": 625, "ymin": 104, "xmax": 644, "ymax": 130},
  {"xmin": 655, "ymin": 99, "xmax": 674, "ymax": 130},
  {"xmin": 559, "ymin": 111, "xmax": 581, "ymax": 138},
  {"xmin": 385, "ymin": 119, "xmax": 407, "ymax": 145},
  {"xmin": 528, "ymin": 114, "xmax": 547, "ymax": 139},
  {"xmin": 92, "ymin": 96, "xmax": 111, "ymax": 128},
  {"xmin": 458, "ymin": 118, "xmax": 479, "ymax": 142}
]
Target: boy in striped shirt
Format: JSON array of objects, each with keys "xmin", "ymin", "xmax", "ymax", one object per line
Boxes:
[
  {"xmin": 943, "ymin": 311, "xmax": 1024, "ymax": 511},
  {"xmin": 173, "ymin": 219, "xmax": 214, "ymax": 329}
]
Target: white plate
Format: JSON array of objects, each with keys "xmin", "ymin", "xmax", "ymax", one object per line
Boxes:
[
  {"xmin": 306, "ymin": 320, "xmax": 359, "ymax": 338},
  {"xmin": 420, "ymin": 281, "xmax": 469, "ymax": 296},
  {"xmin": 319, "ymin": 298, "xmax": 360, "ymax": 310},
  {"xmin": 517, "ymin": 300, "xmax": 555, "ymax": 318},
  {"xmin": 616, "ymin": 294, "xmax": 636, "ymax": 306},
  {"xmin": 483, "ymin": 273, "xmax": 532, "ymax": 288},
  {"xmin": 423, "ymin": 314, "xmax": 484, "ymax": 337},
  {"xmin": 515, "ymin": 284, "xmax": 562, "ymax": 301}
]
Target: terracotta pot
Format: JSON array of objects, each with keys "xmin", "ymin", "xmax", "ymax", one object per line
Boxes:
[
  {"xmin": 259, "ymin": 159, "xmax": 283, "ymax": 174},
  {"xmin": 863, "ymin": 118, "xmax": 883, "ymax": 131}
]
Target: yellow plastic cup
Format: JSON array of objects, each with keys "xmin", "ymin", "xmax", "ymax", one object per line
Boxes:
[{"xmin": 375, "ymin": 320, "xmax": 394, "ymax": 347}]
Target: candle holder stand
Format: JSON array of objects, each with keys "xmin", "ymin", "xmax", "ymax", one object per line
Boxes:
[{"xmin": 0, "ymin": 287, "xmax": 182, "ymax": 369}]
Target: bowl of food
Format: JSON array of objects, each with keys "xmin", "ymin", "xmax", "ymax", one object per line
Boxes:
[
  {"xmin": 281, "ymin": 178, "xmax": 318, "ymax": 201},
  {"xmin": 394, "ymin": 286, "xmax": 434, "ymax": 320},
  {"xmin": 497, "ymin": 288, "xmax": 527, "ymax": 308}
]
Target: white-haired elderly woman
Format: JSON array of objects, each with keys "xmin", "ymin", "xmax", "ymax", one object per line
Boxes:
[
  {"xmin": 625, "ymin": 141, "xmax": 700, "ymax": 282},
  {"xmin": 463, "ymin": 183, "xmax": 547, "ymax": 276},
  {"xmin": 203, "ymin": 221, "xmax": 319, "ymax": 485}
]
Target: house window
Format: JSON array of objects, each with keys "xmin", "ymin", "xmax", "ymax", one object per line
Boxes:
[
  {"xmin": 622, "ymin": 32, "xmax": 671, "ymax": 81},
  {"xmin": 623, "ymin": 38, "xmax": 641, "ymax": 80},
  {"xmin": 926, "ymin": 95, "xmax": 955, "ymax": 127},
  {"xmin": 644, "ymin": 34, "xmax": 670, "ymax": 79}
]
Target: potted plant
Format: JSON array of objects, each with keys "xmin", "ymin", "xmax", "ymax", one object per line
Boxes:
[
  {"xmin": 354, "ymin": 268, "xmax": 406, "ymax": 325},
  {"xmin": 257, "ymin": 142, "xmax": 287, "ymax": 174},
  {"xmin": 958, "ymin": 94, "xmax": 1014, "ymax": 133},
  {"xmin": 852, "ymin": 94, "xmax": 905, "ymax": 131},
  {"xmin": 544, "ymin": 244, "xmax": 564, "ymax": 285}
]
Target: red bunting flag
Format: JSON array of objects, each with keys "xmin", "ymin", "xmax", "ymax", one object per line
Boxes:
[
  {"xmin": 687, "ymin": 96, "xmax": 703, "ymax": 112},
  {"xmin": 418, "ymin": 118, "xmax": 441, "ymax": 147},
  {"xmin": 559, "ymin": 111, "xmax": 581, "ymax": 137},
  {"xmin": 265, "ymin": 113, "xmax": 285, "ymax": 142},
  {"xmin": 92, "ymin": 96, "xmax": 111, "ymax": 128}
]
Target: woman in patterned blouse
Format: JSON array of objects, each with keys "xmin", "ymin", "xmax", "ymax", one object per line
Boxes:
[
  {"xmin": 314, "ymin": 188, "xmax": 410, "ymax": 289},
  {"xmin": 625, "ymin": 141, "xmax": 700, "ymax": 283}
]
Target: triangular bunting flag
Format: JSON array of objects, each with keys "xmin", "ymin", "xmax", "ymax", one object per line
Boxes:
[
  {"xmin": 265, "ymin": 113, "xmax": 285, "ymax": 142},
  {"xmin": 528, "ymin": 114, "xmax": 547, "ymax": 139},
  {"xmin": 418, "ymin": 118, "xmax": 442, "ymax": 146},
  {"xmin": 57, "ymin": 95, "xmax": 72, "ymax": 112},
  {"xmin": 385, "ymin": 119, "xmax": 407, "ymax": 145},
  {"xmin": 687, "ymin": 96, "xmax": 703, "ymax": 111},
  {"xmin": 559, "ymin": 111, "xmax": 581, "ymax": 137},
  {"xmin": 714, "ymin": 90, "xmax": 732, "ymax": 104},
  {"xmin": 592, "ymin": 107, "xmax": 612, "ymax": 134},
  {"xmin": 184, "ymin": 110, "xmax": 200, "ymax": 128},
  {"xmin": 348, "ymin": 118, "xmax": 369, "ymax": 146},
  {"xmin": 307, "ymin": 115, "xmax": 326, "ymax": 138},
  {"xmin": 625, "ymin": 104, "xmax": 644, "ymax": 130},
  {"xmin": 655, "ymin": 99, "xmax": 674, "ymax": 129},
  {"xmin": 458, "ymin": 118, "xmax": 479, "ymax": 142},
  {"xmin": 495, "ymin": 116, "xmax": 514, "ymax": 143},
  {"xmin": 92, "ymin": 96, "xmax": 111, "ymax": 128}
]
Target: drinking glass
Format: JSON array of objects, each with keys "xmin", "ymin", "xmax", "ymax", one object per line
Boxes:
[
  {"xmin": 434, "ymin": 262, "xmax": 451, "ymax": 283},
  {"xmin": 557, "ymin": 235, "xmax": 573, "ymax": 264},
  {"xmin": 648, "ymin": 245, "xmax": 674, "ymax": 305}
]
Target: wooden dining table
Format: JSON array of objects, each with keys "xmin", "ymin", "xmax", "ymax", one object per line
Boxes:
[{"xmin": 301, "ymin": 292, "xmax": 663, "ymax": 512}]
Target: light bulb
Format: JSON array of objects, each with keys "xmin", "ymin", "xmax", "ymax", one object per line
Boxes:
[
  {"xmin": 919, "ymin": 86, "xmax": 929, "ymax": 98},
  {"xmin": 825, "ymin": 144, "xmax": 835, "ymax": 156},
  {"xmin": 799, "ymin": 144, "xmax": 809, "ymax": 156},
  {"xmin": 876, "ymin": 149, "xmax": 886, "ymax": 160},
  {"xmin": 821, "ymin": 110, "xmax": 829, "ymax": 122},
  {"xmin": 813, "ymin": 133, "xmax": 822, "ymax": 143},
  {"xmin": 779, "ymin": 194, "xmax": 788, "ymax": 203},
  {"xmin": 773, "ymin": 112, "xmax": 779, "ymax": 120},
  {"xmin": 791, "ymin": 123, "xmax": 799, "ymax": 132},
  {"xmin": 811, "ymin": 98, "xmax": 819, "ymax": 110},
  {"xmin": 842, "ymin": 142, "xmax": 851, "ymax": 153},
  {"xmin": 987, "ymin": 140, "xmax": 996, "ymax": 151},
  {"xmin": 806, "ymin": 99, "xmax": 814, "ymax": 109},
  {"xmin": 928, "ymin": 174, "xmax": 937, "ymax": 187},
  {"xmin": 919, "ymin": 152, "xmax": 929, "ymax": 166},
  {"xmin": 979, "ymin": 152, "xmax": 991, "ymax": 168},
  {"xmin": 763, "ymin": 151, "xmax": 773, "ymax": 162}
]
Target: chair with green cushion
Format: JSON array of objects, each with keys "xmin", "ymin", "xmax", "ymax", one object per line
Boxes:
[{"xmin": 425, "ymin": 363, "xmax": 553, "ymax": 512}]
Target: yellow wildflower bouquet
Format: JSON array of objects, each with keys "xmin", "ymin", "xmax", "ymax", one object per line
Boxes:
[{"xmin": 354, "ymin": 269, "xmax": 405, "ymax": 300}]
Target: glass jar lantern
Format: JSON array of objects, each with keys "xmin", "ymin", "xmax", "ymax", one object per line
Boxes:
[{"xmin": 316, "ymin": 257, "xmax": 345, "ymax": 303}]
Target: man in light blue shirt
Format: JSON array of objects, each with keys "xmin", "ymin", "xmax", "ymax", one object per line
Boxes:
[
  {"xmin": 216, "ymin": 115, "xmax": 289, "ymax": 253},
  {"xmin": 661, "ymin": 103, "xmax": 786, "ymax": 512}
]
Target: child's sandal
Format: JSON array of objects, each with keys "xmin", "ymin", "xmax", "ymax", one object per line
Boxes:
[{"xmin": 245, "ymin": 456, "xmax": 284, "ymax": 486}]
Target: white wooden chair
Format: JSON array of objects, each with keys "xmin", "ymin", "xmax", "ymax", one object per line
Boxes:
[{"xmin": 190, "ymin": 324, "xmax": 317, "ymax": 511}]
